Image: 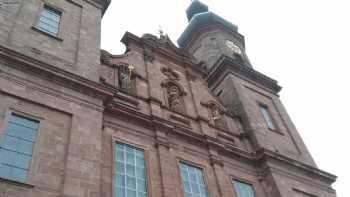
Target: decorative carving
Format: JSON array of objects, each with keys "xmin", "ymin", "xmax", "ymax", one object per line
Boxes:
[
  {"xmin": 203, "ymin": 101, "xmax": 228, "ymax": 130},
  {"xmin": 161, "ymin": 67, "xmax": 179, "ymax": 81},
  {"xmin": 168, "ymin": 85, "xmax": 184, "ymax": 113},
  {"xmin": 185, "ymin": 70, "xmax": 197, "ymax": 81},
  {"xmin": 211, "ymin": 105, "xmax": 227, "ymax": 130},
  {"xmin": 118, "ymin": 64, "xmax": 135, "ymax": 93}
]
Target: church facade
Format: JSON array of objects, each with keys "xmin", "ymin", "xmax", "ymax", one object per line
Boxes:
[{"xmin": 0, "ymin": 0, "xmax": 336, "ymax": 197}]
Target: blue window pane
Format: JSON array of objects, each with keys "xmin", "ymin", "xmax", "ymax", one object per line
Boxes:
[
  {"xmin": 233, "ymin": 181, "xmax": 256, "ymax": 197},
  {"xmin": 0, "ymin": 149, "xmax": 31, "ymax": 169},
  {"xmin": 137, "ymin": 179, "xmax": 146, "ymax": 192},
  {"xmin": 116, "ymin": 187, "xmax": 125, "ymax": 197},
  {"xmin": 136, "ymin": 156, "xmax": 144, "ymax": 167},
  {"xmin": 9, "ymin": 115, "xmax": 39, "ymax": 130},
  {"xmin": 116, "ymin": 150, "xmax": 124, "ymax": 161},
  {"xmin": 116, "ymin": 161, "xmax": 125, "ymax": 174},
  {"xmin": 126, "ymin": 176, "xmax": 136, "ymax": 189},
  {"xmin": 126, "ymin": 164, "xmax": 135, "ymax": 176},
  {"xmin": 138, "ymin": 192, "xmax": 147, "ymax": 197},
  {"xmin": 0, "ymin": 114, "xmax": 39, "ymax": 182},
  {"xmin": 5, "ymin": 123, "xmax": 37, "ymax": 142},
  {"xmin": 116, "ymin": 174, "xmax": 125, "ymax": 187},
  {"xmin": 180, "ymin": 163, "xmax": 208, "ymax": 197},
  {"xmin": 126, "ymin": 189, "xmax": 136, "ymax": 197},
  {"xmin": 1, "ymin": 135, "xmax": 34, "ymax": 155},
  {"xmin": 259, "ymin": 105, "xmax": 276, "ymax": 130},
  {"xmin": 126, "ymin": 152, "xmax": 135, "ymax": 164},
  {"xmin": 38, "ymin": 5, "xmax": 61, "ymax": 36},
  {"xmin": 184, "ymin": 181, "xmax": 191, "ymax": 192},
  {"xmin": 136, "ymin": 167, "xmax": 145, "ymax": 178},
  {"xmin": 115, "ymin": 142, "xmax": 147, "ymax": 197},
  {"xmin": 11, "ymin": 167, "xmax": 28, "ymax": 182},
  {"xmin": 0, "ymin": 163, "xmax": 11, "ymax": 179}
]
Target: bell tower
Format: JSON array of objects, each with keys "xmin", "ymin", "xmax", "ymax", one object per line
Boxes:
[
  {"xmin": 178, "ymin": 0, "xmax": 317, "ymax": 165},
  {"xmin": 178, "ymin": 0, "xmax": 252, "ymax": 71},
  {"xmin": 178, "ymin": 2, "xmax": 336, "ymax": 197}
]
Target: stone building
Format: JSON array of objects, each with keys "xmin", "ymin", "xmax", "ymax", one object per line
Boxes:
[{"xmin": 0, "ymin": 0, "xmax": 336, "ymax": 197}]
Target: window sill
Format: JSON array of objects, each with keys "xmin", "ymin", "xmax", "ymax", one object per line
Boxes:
[
  {"xmin": 31, "ymin": 26, "xmax": 63, "ymax": 42},
  {"xmin": 0, "ymin": 177, "xmax": 34, "ymax": 188}
]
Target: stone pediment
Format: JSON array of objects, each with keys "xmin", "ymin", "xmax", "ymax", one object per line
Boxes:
[{"xmin": 141, "ymin": 33, "xmax": 188, "ymax": 59}]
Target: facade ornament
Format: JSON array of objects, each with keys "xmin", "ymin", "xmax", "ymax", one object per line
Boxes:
[
  {"xmin": 168, "ymin": 85, "xmax": 185, "ymax": 113},
  {"xmin": 202, "ymin": 101, "xmax": 228, "ymax": 130},
  {"xmin": 210, "ymin": 105, "xmax": 227, "ymax": 130},
  {"xmin": 161, "ymin": 67, "xmax": 180, "ymax": 81},
  {"xmin": 185, "ymin": 70, "xmax": 197, "ymax": 81},
  {"xmin": 119, "ymin": 64, "xmax": 135, "ymax": 93}
]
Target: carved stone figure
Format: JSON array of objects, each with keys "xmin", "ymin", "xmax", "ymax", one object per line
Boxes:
[
  {"xmin": 168, "ymin": 85, "xmax": 184, "ymax": 113},
  {"xmin": 119, "ymin": 64, "xmax": 135, "ymax": 92},
  {"xmin": 119, "ymin": 70, "xmax": 130, "ymax": 90},
  {"xmin": 211, "ymin": 106, "xmax": 227, "ymax": 130}
]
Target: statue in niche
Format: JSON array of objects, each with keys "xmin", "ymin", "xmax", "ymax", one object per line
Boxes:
[
  {"xmin": 119, "ymin": 64, "xmax": 135, "ymax": 93},
  {"xmin": 168, "ymin": 85, "xmax": 184, "ymax": 113},
  {"xmin": 211, "ymin": 105, "xmax": 227, "ymax": 130}
]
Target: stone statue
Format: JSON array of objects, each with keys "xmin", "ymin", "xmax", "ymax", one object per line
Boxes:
[
  {"xmin": 211, "ymin": 106, "xmax": 227, "ymax": 130},
  {"xmin": 119, "ymin": 70, "xmax": 131, "ymax": 91},
  {"xmin": 168, "ymin": 85, "xmax": 184, "ymax": 113},
  {"xmin": 119, "ymin": 64, "xmax": 135, "ymax": 92}
]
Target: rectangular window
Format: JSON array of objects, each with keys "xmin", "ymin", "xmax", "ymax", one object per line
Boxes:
[
  {"xmin": 233, "ymin": 180, "xmax": 256, "ymax": 197},
  {"xmin": 38, "ymin": 5, "xmax": 61, "ymax": 36},
  {"xmin": 115, "ymin": 142, "xmax": 148, "ymax": 197},
  {"xmin": 259, "ymin": 104, "xmax": 276, "ymax": 130},
  {"xmin": 0, "ymin": 114, "xmax": 39, "ymax": 182},
  {"xmin": 180, "ymin": 163, "xmax": 208, "ymax": 197}
]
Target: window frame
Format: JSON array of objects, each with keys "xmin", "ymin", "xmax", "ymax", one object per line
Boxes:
[
  {"xmin": 258, "ymin": 103, "xmax": 278, "ymax": 132},
  {"xmin": 231, "ymin": 178, "xmax": 257, "ymax": 197},
  {"xmin": 111, "ymin": 137, "xmax": 152, "ymax": 197},
  {"xmin": 177, "ymin": 159, "xmax": 211, "ymax": 197},
  {"xmin": 32, "ymin": 1, "xmax": 64, "ymax": 41},
  {"xmin": 0, "ymin": 108, "xmax": 43, "ymax": 186}
]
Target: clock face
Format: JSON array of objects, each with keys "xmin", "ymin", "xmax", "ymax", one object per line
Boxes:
[{"xmin": 225, "ymin": 40, "xmax": 242, "ymax": 55}]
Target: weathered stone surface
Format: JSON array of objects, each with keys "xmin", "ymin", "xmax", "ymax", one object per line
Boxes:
[{"xmin": 0, "ymin": 1, "xmax": 336, "ymax": 197}]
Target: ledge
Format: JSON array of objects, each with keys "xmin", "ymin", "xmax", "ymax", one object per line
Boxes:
[
  {"xmin": 207, "ymin": 55, "xmax": 282, "ymax": 94},
  {"xmin": 31, "ymin": 26, "xmax": 63, "ymax": 42},
  {"xmin": 0, "ymin": 177, "xmax": 34, "ymax": 188},
  {"xmin": 0, "ymin": 45, "xmax": 115, "ymax": 100}
]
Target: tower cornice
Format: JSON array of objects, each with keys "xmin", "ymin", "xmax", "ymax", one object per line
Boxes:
[{"xmin": 207, "ymin": 55, "xmax": 282, "ymax": 94}]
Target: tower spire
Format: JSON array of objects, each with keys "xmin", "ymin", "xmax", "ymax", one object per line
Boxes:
[{"xmin": 186, "ymin": 0, "xmax": 209, "ymax": 21}]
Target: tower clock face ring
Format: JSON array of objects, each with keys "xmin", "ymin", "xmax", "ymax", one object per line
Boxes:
[{"xmin": 225, "ymin": 40, "xmax": 242, "ymax": 55}]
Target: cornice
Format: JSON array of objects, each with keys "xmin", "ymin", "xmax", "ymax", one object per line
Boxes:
[
  {"xmin": 207, "ymin": 55, "xmax": 282, "ymax": 93},
  {"xmin": 179, "ymin": 23, "xmax": 245, "ymax": 50},
  {"xmin": 0, "ymin": 45, "xmax": 115, "ymax": 100},
  {"xmin": 106, "ymin": 97, "xmax": 336, "ymax": 187},
  {"xmin": 83, "ymin": 0, "xmax": 111, "ymax": 16},
  {"xmin": 256, "ymin": 148, "xmax": 337, "ymax": 184},
  {"xmin": 120, "ymin": 32, "xmax": 206, "ymax": 77}
]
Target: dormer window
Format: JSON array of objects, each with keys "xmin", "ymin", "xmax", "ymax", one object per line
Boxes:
[{"xmin": 38, "ymin": 5, "xmax": 61, "ymax": 36}]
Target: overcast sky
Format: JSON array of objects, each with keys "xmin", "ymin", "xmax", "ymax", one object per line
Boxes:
[{"xmin": 101, "ymin": 0, "xmax": 349, "ymax": 196}]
